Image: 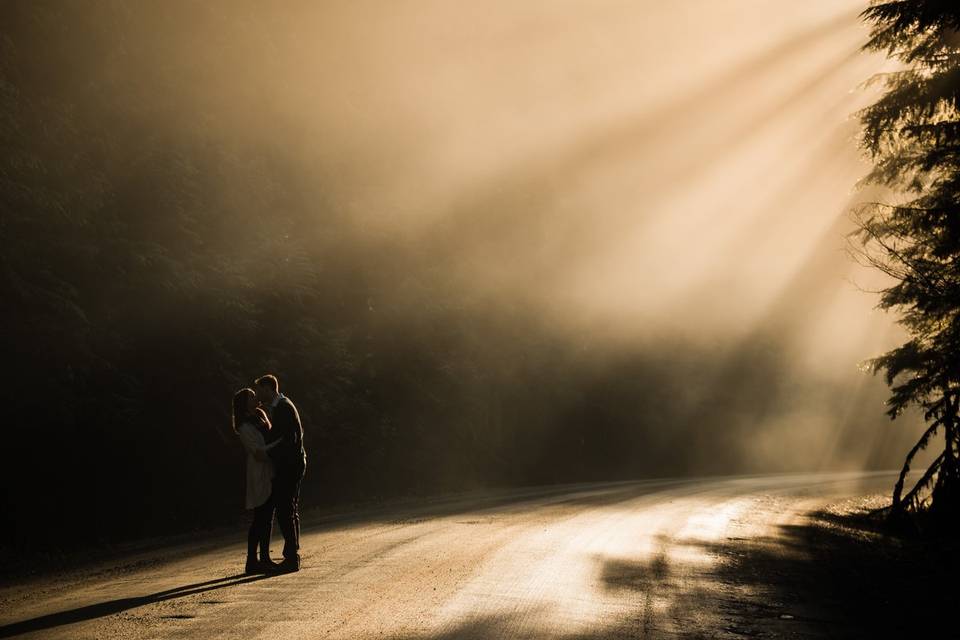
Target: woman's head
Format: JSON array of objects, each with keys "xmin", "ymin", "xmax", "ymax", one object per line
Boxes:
[{"xmin": 232, "ymin": 387, "xmax": 258, "ymax": 432}]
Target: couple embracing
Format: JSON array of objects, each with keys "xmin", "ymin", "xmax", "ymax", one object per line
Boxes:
[{"xmin": 232, "ymin": 374, "xmax": 306, "ymax": 574}]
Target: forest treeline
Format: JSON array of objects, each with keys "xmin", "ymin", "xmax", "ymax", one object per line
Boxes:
[{"xmin": 0, "ymin": 2, "xmax": 905, "ymax": 554}]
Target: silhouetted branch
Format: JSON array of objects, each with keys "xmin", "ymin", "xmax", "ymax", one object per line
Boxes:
[
  {"xmin": 901, "ymin": 452, "xmax": 945, "ymax": 512},
  {"xmin": 892, "ymin": 417, "xmax": 943, "ymax": 512}
]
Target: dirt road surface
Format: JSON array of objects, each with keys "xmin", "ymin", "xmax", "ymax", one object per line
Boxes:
[{"xmin": 0, "ymin": 472, "xmax": 896, "ymax": 639}]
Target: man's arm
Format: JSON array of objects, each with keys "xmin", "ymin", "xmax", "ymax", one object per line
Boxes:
[
  {"xmin": 269, "ymin": 403, "xmax": 298, "ymax": 460},
  {"xmin": 281, "ymin": 400, "xmax": 303, "ymax": 449}
]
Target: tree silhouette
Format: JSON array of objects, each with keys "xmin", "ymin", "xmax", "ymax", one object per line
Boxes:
[{"xmin": 853, "ymin": 1, "xmax": 960, "ymax": 520}]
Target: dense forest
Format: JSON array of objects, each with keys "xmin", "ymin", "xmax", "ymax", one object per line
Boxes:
[{"xmin": 0, "ymin": 2, "xmax": 916, "ymax": 555}]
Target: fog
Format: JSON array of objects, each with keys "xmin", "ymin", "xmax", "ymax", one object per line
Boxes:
[
  {"xmin": 200, "ymin": 0, "xmax": 919, "ymax": 468},
  {"xmin": 1, "ymin": 0, "xmax": 933, "ymax": 551},
  {"xmin": 168, "ymin": 1, "xmax": 888, "ymax": 338}
]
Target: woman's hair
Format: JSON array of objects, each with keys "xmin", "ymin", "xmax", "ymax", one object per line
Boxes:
[
  {"xmin": 233, "ymin": 388, "xmax": 255, "ymax": 433},
  {"xmin": 232, "ymin": 388, "xmax": 272, "ymax": 433}
]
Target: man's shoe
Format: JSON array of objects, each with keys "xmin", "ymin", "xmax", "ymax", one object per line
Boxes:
[
  {"xmin": 244, "ymin": 558, "xmax": 261, "ymax": 575},
  {"xmin": 259, "ymin": 558, "xmax": 281, "ymax": 572},
  {"xmin": 278, "ymin": 555, "xmax": 300, "ymax": 573}
]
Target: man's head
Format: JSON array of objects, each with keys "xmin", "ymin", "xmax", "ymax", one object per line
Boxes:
[{"xmin": 254, "ymin": 374, "xmax": 280, "ymax": 404}]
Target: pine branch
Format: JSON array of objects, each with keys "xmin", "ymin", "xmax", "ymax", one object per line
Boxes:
[
  {"xmin": 860, "ymin": 219, "xmax": 947, "ymax": 295},
  {"xmin": 892, "ymin": 416, "xmax": 943, "ymax": 510},
  {"xmin": 901, "ymin": 451, "xmax": 945, "ymax": 512}
]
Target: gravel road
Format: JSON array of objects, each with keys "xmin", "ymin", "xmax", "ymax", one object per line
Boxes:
[{"xmin": 0, "ymin": 471, "xmax": 896, "ymax": 639}]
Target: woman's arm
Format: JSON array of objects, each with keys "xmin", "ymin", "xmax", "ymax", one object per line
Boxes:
[{"xmin": 238, "ymin": 425, "xmax": 271, "ymax": 461}]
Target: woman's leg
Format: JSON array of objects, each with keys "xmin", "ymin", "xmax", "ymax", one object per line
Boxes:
[
  {"xmin": 258, "ymin": 495, "xmax": 275, "ymax": 561},
  {"xmin": 246, "ymin": 510, "xmax": 260, "ymax": 565}
]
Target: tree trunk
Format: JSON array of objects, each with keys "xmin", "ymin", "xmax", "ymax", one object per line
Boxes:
[{"xmin": 931, "ymin": 391, "xmax": 959, "ymax": 523}]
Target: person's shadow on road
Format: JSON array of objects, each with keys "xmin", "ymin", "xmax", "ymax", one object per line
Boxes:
[{"xmin": 0, "ymin": 573, "xmax": 272, "ymax": 638}]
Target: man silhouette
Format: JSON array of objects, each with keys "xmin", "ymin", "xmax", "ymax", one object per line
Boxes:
[{"xmin": 255, "ymin": 374, "xmax": 306, "ymax": 572}]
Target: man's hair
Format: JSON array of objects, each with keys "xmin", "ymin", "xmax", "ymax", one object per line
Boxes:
[{"xmin": 255, "ymin": 374, "xmax": 279, "ymax": 393}]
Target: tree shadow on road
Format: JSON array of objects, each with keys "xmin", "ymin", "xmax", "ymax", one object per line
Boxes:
[
  {"xmin": 384, "ymin": 503, "xmax": 957, "ymax": 639},
  {"xmin": 0, "ymin": 572, "xmax": 272, "ymax": 638},
  {"xmin": 383, "ymin": 546, "xmax": 763, "ymax": 639},
  {"xmin": 686, "ymin": 506, "xmax": 959, "ymax": 638}
]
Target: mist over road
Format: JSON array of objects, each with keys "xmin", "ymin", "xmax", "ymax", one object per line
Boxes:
[{"xmin": 0, "ymin": 472, "xmax": 895, "ymax": 639}]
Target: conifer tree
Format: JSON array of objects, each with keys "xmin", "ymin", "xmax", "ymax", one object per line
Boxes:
[{"xmin": 854, "ymin": 1, "xmax": 960, "ymax": 519}]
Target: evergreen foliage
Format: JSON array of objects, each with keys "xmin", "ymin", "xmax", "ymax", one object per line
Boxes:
[{"xmin": 854, "ymin": 0, "xmax": 960, "ymax": 518}]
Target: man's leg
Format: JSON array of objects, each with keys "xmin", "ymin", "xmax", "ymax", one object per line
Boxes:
[
  {"xmin": 274, "ymin": 473, "xmax": 298, "ymax": 561},
  {"xmin": 290, "ymin": 470, "xmax": 303, "ymax": 555}
]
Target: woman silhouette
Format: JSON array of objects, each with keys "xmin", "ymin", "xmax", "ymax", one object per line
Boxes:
[{"xmin": 232, "ymin": 387, "xmax": 282, "ymax": 573}]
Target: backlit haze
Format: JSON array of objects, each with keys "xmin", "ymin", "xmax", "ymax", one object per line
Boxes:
[
  {"xmin": 70, "ymin": 0, "xmax": 925, "ymax": 471},
  {"xmin": 241, "ymin": 0, "xmax": 920, "ymax": 469},
  {"xmin": 308, "ymin": 0, "xmax": 886, "ymax": 342}
]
